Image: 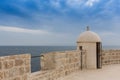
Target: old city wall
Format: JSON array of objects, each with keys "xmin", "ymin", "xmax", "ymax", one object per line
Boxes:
[
  {"xmin": 0, "ymin": 51, "xmax": 81, "ymax": 80},
  {"xmin": 0, "ymin": 54, "xmax": 31, "ymax": 80},
  {"xmin": 1, "ymin": 50, "xmax": 120, "ymax": 80},
  {"xmin": 102, "ymin": 50, "xmax": 120, "ymax": 65},
  {"xmin": 30, "ymin": 50, "xmax": 81, "ymax": 80}
]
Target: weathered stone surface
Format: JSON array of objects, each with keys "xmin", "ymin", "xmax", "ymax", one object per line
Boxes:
[
  {"xmin": 4, "ymin": 60, "xmax": 14, "ymax": 69},
  {"xmin": 12, "ymin": 77, "xmax": 21, "ymax": 80},
  {"xmin": 25, "ymin": 59, "xmax": 30, "ymax": 65},
  {"xmin": 0, "ymin": 62, "xmax": 2, "ymax": 70},
  {"xmin": 22, "ymin": 75, "xmax": 28, "ymax": 80},
  {"xmin": 0, "ymin": 57, "xmax": 4, "ymax": 62},
  {"xmin": 0, "ymin": 71, "xmax": 4, "ymax": 79},
  {"xmin": 102, "ymin": 50, "xmax": 120, "ymax": 65},
  {"xmin": 15, "ymin": 59, "xmax": 24, "ymax": 66},
  {"xmin": 9, "ymin": 68, "xmax": 19, "ymax": 77},
  {"xmin": 1, "ymin": 50, "xmax": 120, "ymax": 80},
  {"xmin": 4, "ymin": 70, "xmax": 9, "ymax": 78},
  {"xmin": 25, "ymin": 66, "xmax": 30, "ymax": 73},
  {"xmin": 0, "ymin": 54, "xmax": 30, "ymax": 80},
  {"xmin": 19, "ymin": 67, "xmax": 25, "ymax": 75},
  {"xmin": 9, "ymin": 56, "xmax": 16, "ymax": 60},
  {"xmin": 34, "ymin": 51, "xmax": 81, "ymax": 80}
]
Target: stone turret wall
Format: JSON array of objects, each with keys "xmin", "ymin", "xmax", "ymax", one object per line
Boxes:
[
  {"xmin": 0, "ymin": 54, "xmax": 31, "ymax": 80},
  {"xmin": 102, "ymin": 50, "xmax": 120, "ymax": 65}
]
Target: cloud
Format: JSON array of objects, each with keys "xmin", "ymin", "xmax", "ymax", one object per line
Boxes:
[
  {"xmin": 0, "ymin": 26, "xmax": 50, "ymax": 35},
  {"xmin": 66, "ymin": 0, "xmax": 83, "ymax": 6},
  {"xmin": 85, "ymin": 0, "xmax": 99, "ymax": 7},
  {"xmin": 0, "ymin": 25, "xmax": 76, "ymax": 46},
  {"xmin": 49, "ymin": 0, "xmax": 100, "ymax": 10},
  {"xmin": 50, "ymin": 0, "xmax": 61, "ymax": 8}
]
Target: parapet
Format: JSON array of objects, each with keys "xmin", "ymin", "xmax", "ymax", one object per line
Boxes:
[
  {"xmin": 0, "ymin": 54, "xmax": 31, "ymax": 80},
  {"xmin": 102, "ymin": 50, "xmax": 120, "ymax": 65},
  {"xmin": 40, "ymin": 50, "xmax": 81, "ymax": 71},
  {"xmin": 1, "ymin": 49, "xmax": 120, "ymax": 80}
]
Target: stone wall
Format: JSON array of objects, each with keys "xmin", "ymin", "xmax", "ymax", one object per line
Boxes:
[
  {"xmin": 102, "ymin": 50, "xmax": 120, "ymax": 65},
  {"xmin": 29, "ymin": 50, "xmax": 81, "ymax": 80},
  {"xmin": 1, "ymin": 49, "xmax": 120, "ymax": 80},
  {"xmin": 41, "ymin": 51, "xmax": 81, "ymax": 70},
  {"xmin": 0, "ymin": 51, "xmax": 82, "ymax": 80},
  {"xmin": 0, "ymin": 54, "xmax": 31, "ymax": 80}
]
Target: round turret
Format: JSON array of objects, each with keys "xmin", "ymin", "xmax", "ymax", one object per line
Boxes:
[{"xmin": 76, "ymin": 26, "xmax": 102, "ymax": 69}]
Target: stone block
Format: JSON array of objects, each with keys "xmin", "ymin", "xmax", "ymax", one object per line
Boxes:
[
  {"xmin": 0, "ymin": 57, "xmax": 4, "ymax": 62},
  {"xmin": 9, "ymin": 68, "xmax": 19, "ymax": 77},
  {"xmin": 12, "ymin": 77, "xmax": 21, "ymax": 80},
  {"xmin": 25, "ymin": 66, "xmax": 30, "ymax": 73},
  {"xmin": 4, "ymin": 70, "xmax": 9, "ymax": 78},
  {"xmin": 9, "ymin": 56, "xmax": 16, "ymax": 60},
  {"xmin": 4, "ymin": 60, "xmax": 14, "ymax": 69},
  {"xmin": 19, "ymin": 67, "xmax": 25, "ymax": 75},
  {"xmin": 0, "ymin": 71, "xmax": 4, "ymax": 79},
  {"xmin": 15, "ymin": 59, "xmax": 24, "ymax": 66},
  {"xmin": 21, "ymin": 54, "xmax": 31, "ymax": 59},
  {"xmin": 0, "ymin": 62, "xmax": 2, "ymax": 70},
  {"xmin": 22, "ymin": 74, "xmax": 28, "ymax": 80},
  {"xmin": 25, "ymin": 59, "xmax": 30, "ymax": 65}
]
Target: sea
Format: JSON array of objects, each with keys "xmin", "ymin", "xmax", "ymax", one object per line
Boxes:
[{"xmin": 0, "ymin": 46, "xmax": 120, "ymax": 72}]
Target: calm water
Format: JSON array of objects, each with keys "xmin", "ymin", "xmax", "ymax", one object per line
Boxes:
[{"xmin": 0, "ymin": 46, "xmax": 76, "ymax": 72}]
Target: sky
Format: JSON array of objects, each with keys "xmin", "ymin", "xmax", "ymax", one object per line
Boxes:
[{"xmin": 0, "ymin": 0, "xmax": 120, "ymax": 46}]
